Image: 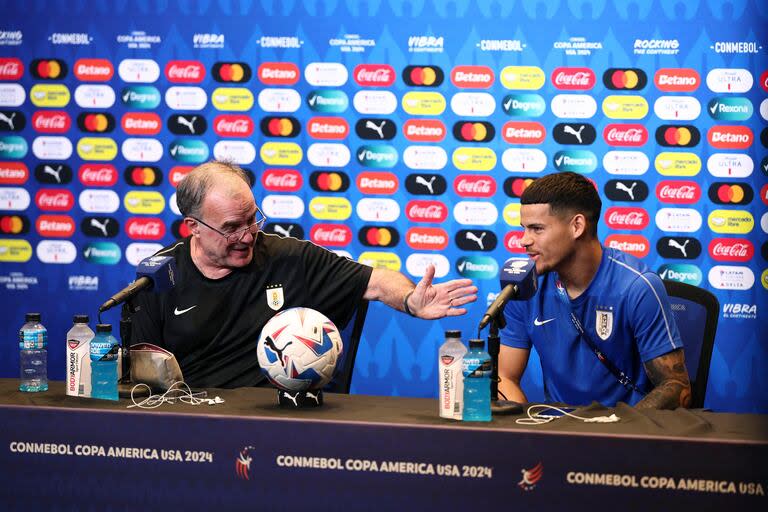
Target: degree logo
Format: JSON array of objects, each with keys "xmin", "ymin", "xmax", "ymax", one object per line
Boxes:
[
  {"xmin": 402, "ymin": 65, "xmax": 444, "ymax": 87},
  {"xmin": 452, "ymin": 147, "xmax": 496, "ymax": 171},
  {"xmin": 707, "ymin": 97, "xmax": 753, "ymax": 121},
  {"xmin": 211, "ymin": 87, "xmax": 254, "ymax": 112},
  {"xmin": 359, "ymin": 226, "xmax": 399, "ymax": 248},
  {"xmin": 500, "ymin": 66, "xmax": 545, "ymax": 90},
  {"xmin": 35, "ymin": 163, "xmax": 72, "ymax": 185},
  {"xmin": 120, "ymin": 86, "xmax": 161, "ymax": 109},
  {"xmin": 406, "ymin": 227, "xmax": 449, "ymax": 250},
  {"xmin": 552, "ymin": 123, "xmax": 596, "ymax": 145},
  {"xmin": 77, "ymin": 112, "xmax": 115, "ymax": 133},
  {"xmin": 0, "ymin": 162, "xmax": 29, "ymax": 185},
  {"xmin": 657, "ymin": 237, "xmax": 702, "ymax": 259},
  {"xmin": 30, "ymin": 59, "xmax": 68, "ymax": 80},
  {"xmin": 0, "ymin": 58, "xmax": 24, "ymax": 80},
  {"xmin": 708, "ymin": 183, "xmax": 753, "ymax": 205},
  {"xmin": 708, "ymin": 125, "xmax": 753, "ymax": 149},
  {"xmin": 402, "ymin": 91, "xmax": 446, "ymax": 115},
  {"xmin": 82, "ymin": 242, "xmax": 121, "ymax": 265},
  {"xmin": 357, "ymin": 145, "xmax": 398, "ymax": 168},
  {"xmin": 262, "ymin": 169, "xmax": 302, "ymax": 192},
  {"xmin": 309, "ymin": 117, "xmax": 349, "ymax": 140},
  {"xmin": 357, "ymin": 118, "xmax": 397, "ymax": 140},
  {"xmin": 501, "ymin": 94, "xmax": 546, "ymax": 117},
  {"xmin": 655, "ymin": 125, "xmax": 700, "ymax": 147},
  {"xmin": 76, "ymin": 137, "xmax": 118, "ymax": 161},
  {"xmin": 164, "ymin": 61, "xmax": 205, "ymax": 83},
  {"xmin": 451, "ymin": 65, "xmax": 495, "ymax": 89},
  {"xmin": 0, "ymin": 239, "xmax": 32, "ymax": 263},
  {"xmin": 260, "ymin": 116, "xmax": 300, "ymax": 138},
  {"xmin": 211, "ymin": 62, "xmax": 252, "ymax": 83},
  {"xmin": 121, "ymin": 112, "xmax": 161, "ymax": 136},
  {"xmin": 2, "ymin": 110, "xmax": 27, "ymax": 132},
  {"xmin": 123, "ymin": 191, "xmax": 165, "ymax": 215},
  {"xmin": 78, "ymin": 164, "xmax": 116, "ymax": 187},
  {"xmin": 454, "ymin": 121, "xmax": 495, "ymax": 142},
  {"xmin": 124, "ymin": 166, "xmax": 163, "ymax": 187},
  {"xmin": 654, "ymin": 68, "xmax": 700, "ymax": 92},
  {"xmin": 30, "ymin": 84, "xmax": 70, "ymax": 107},
  {"xmin": 306, "ymin": 90, "xmax": 348, "ymax": 114},
  {"xmin": 258, "ymin": 62, "xmax": 299, "ymax": 86},
  {"xmin": 356, "ymin": 172, "xmax": 398, "ymax": 195},
  {"xmin": 603, "ymin": 68, "xmax": 647, "ymax": 90},
  {"xmin": 81, "ymin": 216, "xmax": 119, "ymax": 238},
  {"xmin": 74, "ymin": 59, "xmax": 114, "ymax": 82},
  {"xmin": 0, "ymin": 214, "xmax": 29, "ymax": 234},
  {"xmin": 551, "ymin": 67, "xmax": 596, "ymax": 90},
  {"xmin": 354, "ymin": 64, "xmax": 395, "ymax": 87},
  {"xmin": 36, "ymin": 214, "xmax": 75, "ymax": 238},
  {"xmin": 501, "ymin": 122, "xmax": 545, "ymax": 144},
  {"xmin": 605, "ymin": 234, "xmax": 649, "ymax": 258},
  {"xmin": 657, "ymin": 264, "xmax": 702, "ymax": 286},
  {"xmin": 308, "ymin": 197, "xmax": 352, "ymax": 221},
  {"xmin": 309, "ymin": 171, "xmax": 350, "ymax": 192},
  {"xmin": 30, "ymin": 111, "xmax": 67, "ymax": 134}
]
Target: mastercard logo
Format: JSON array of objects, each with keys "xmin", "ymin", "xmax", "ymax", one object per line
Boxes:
[
  {"xmin": 309, "ymin": 171, "xmax": 349, "ymax": 192},
  {"xmin": 453, "ymin": 121, "xmax": 495, "ymax": 142},
  {"xmin": 0, "ymin": 214, "xmax": 29, "ymax": 234},
  {"xmin": 260, "ymin": 116, "xmax": 300, "ymax": 138},
  {"xmin": 603, "ymin": 68, "xmax": 647, "ymax": 90},
  {"xmin": 30, "ymin": 59, "xmax": 68, "ymax": 80},
  {"xmin": 655, "ymin": 125, "xmax": 700, "ymax": 147},
  {"xmin": 708, "ymin": 183, "xmax": 754, "ymax": 205},
  {"xmin": 402, "ymin": 65, "xmax": 444, "ymax": 87},
  {"xmin": 503, "ymin": 177, "xmax": 536, "ymax": 198},
  {"xmin": 124, "ymin": 166, "xmax": 163, "ymax": 187},
  {"xmin": 359, "ymin": 226, "xmax": 399, "ymax": 248},
  {"xmin": 77, "ymin": 112, "xmax": 115, "ymax": 133},
  {"xmin": 211, "ymin": 62, "xmax": 252, "ymax": 83}
]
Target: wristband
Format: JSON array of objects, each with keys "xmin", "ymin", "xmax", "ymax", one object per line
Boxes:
[{"xmin": 403, "ymin": 290, "xmax": 417, "ymax": 317}]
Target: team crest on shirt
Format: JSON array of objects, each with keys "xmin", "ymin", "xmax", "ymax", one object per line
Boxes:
[
  {"xmin": 266, "ymin": 284, "xmax": 284, "ymax": 311},
  {"xmin": 595, "ymin": 306, "xmax": 614, "ymax": 341}
]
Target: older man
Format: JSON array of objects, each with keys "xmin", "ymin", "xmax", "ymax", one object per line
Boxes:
[{"xmin": 131, "ymin": 160, "xmax": 477, "ymax": 388}]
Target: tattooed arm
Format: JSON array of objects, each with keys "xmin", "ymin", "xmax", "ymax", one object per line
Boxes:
[{"xmin": 635, "ymin": 348, "xmax": 692, "ymax": 410}]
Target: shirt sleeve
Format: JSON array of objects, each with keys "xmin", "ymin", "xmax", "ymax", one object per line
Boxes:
[
  {"xmin": 128, "ymin": 288, "xmax": 164, "ymax": 347},
  {"xmin": 626, "ymin": 271, "xmax": 683, "ymax": 362},
  {"xmin": 500, "ymin": 299, "xmax": 532, "ymax": 349}
]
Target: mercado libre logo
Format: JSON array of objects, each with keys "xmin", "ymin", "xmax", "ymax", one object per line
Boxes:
[{"xmin": 235, "ymin": 446, "xmax": 256, "ymax": 480}]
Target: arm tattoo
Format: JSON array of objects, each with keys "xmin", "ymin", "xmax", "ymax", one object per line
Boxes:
[{"xmin": 635, "ymin": 348, "xmax": 692, "ymax": 410}]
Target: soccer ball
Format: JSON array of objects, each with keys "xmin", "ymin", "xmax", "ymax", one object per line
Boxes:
[{"xmin": 256, "ymin": 307, "xmax": 343, "ymax": 392}]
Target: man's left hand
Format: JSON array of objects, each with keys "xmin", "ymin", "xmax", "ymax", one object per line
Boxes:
[{"xmin": 408, "ymin": 264, "xmax": 478, "ymax": 319}]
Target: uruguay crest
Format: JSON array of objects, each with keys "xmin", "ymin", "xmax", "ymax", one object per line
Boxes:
[
  {"xmin": 595, "ymin": 307, "xmax": 613, "ymax": 340},
  {"xmin": 266, "ymin": 285, "xmax": 284, "ymax": 311}
]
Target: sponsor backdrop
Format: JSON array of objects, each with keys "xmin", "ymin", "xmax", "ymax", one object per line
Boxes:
[{"xmin": 0, "ymin": 1, "xmax": 765, "ymax": 412}]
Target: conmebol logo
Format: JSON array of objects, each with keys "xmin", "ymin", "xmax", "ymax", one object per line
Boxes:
[
  {"xmin": 310, "ymin": 224, "xmax": 352, "ymax": 247},
  {"xmin": 258, "ymin": 62, "xmax": 299, "ymax": 85},
  {"xmin": 605, "ymin": 234, "xmax": 649, "ymax": 258},
  {"xmin": 656, "ymin": 181, "xmax": 701, "ymax": 204},
  {"xmin": 354, "ymin": 64, "xmax": 395, "ymax": 87},
  {"xmin": 261, "ymin": 169, "xmax": 302, "ymax": 192},
  {"xmin": 604, "ymin": 207, "xmax": 649, "ymax": 230},
  {"xmin": 708, "ymin": 238, "xmax": 754, "ymax": 262},
  {"xmin": 406, "ymin": 200, "xmax": 447, "ymax": 223},
  {"xmin": 603, "ymin": 124, "xmax": 648, "ymax": 147},
  {"xmin": 551, "ymin": 67, "xmax": 595, "ymax": 90},
  {"xmin": 164, "ymin": 61, "xmax": 205, "ymax": 83}
]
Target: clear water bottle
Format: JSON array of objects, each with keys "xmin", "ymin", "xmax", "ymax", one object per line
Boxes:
[
  {"xmin": 462, "ymin": 338, "xmax": 492, "ymax": 422},
  {"xmin": 19, "ymin": 312, "xmax": 48, "ymax": 392},
  {"xmin": 439, "ymin": 330, "xmax": 467, "ymax": 420},
  {"xmin": 66, "ymin": 315, "xmax": 94, "ymax": 397},
  {"xmin": 90, "ymin": 324, "xmax": 119, "ymax": 401}
]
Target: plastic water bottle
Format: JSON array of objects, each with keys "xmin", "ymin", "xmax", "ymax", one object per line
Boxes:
[
  {"xmin": 462, "ymin": 338, "xmax": 492, "ymax": 422},
  {"xmin": 66, "ymin": 315, "xmax": 94, "ymax": 397},
  {"xmin": 90, "ymin": 324, "xmax": 119, "ymax": 401},
  {"xmin": 19, "ymin": 312, "xmax": 48, "ymax": 392},
  {"xmin": 439, "ymin": 330, "xmax": 467, "ymax": 420}
]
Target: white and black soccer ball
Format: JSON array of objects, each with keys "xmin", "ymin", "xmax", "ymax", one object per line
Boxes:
[{"xmin": 256, "ymin": 307, "xmax": 343, "ymax": 392}]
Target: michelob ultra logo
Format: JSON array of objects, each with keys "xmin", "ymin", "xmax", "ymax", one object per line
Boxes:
[
  {"xmin": 169, "ymin": 139, "xmax": 209, "ymax": 164},
  {"xmin": 502, "ymin": 148, "xmax": 547, "ymax": 173},
  {"xmin": 654, "ymin": 68, "xmax": 700, "ymax": 92},
  {"xmin": 211, "ymin": 87, "xmax": 254, "ymax": 111},
  {"xmin": 82, "ymin": 242, "xmax": 121, "ymax": 265},
  {"xmin": 707, "ymin": 97, "xmax": 753, "ymax": 121},
  {"xmin": 402, "ymin": 92, "xmax": 446, "ymax": 115},
  {"xmin": 306, "ymin": 90, "xmax": 348, "ymax": 114},
  {"xmin": 602, "ymin": 95, "xmax": 648, "ymax": 119},
  {"xmin": 30, "ymin": 84, "xmax": 70, "ymax": 107},
  {"xmin": 500, "ymin": 66, "xmax": 545, "ymax": 90},
  {"xmin": 309, "ymin": 197, "xmax": 352, "ymax": 221},
  {"xmin": 74, "ymin": 84, "xmax": 115, "ymax": 109},
  {"xmin": 0, "ymin": 188, "xmax": 30, "ymax": 211},
  {"xmin": 708, "ymin": 209, "xmax": 754, "ymax": 234},
  {"xmin": 653, "ymin": 96, "xmax": 701, "ymax": 121},
  {"xmin": 456, "ymin": 256, "xmax": 498, "ymax": 279},
  {"xmin": 358, "ymin": 251, "xmax": 401, "ymax": 271},
  {"xmin": 37, "ymin": 240, "xmax": 76, "ymax": 264},
  {"xmin": 0, "ymin": 135, "xmax": 27, "ymax": 158},
  {"xmin": 708, "ymin": 125, "xmax": 753, "ymax": 149},
  {"xmin": 706, "ymin": 68, "xmax": 752, "ymax": 94},
  {"xmin": 658, "ymin": 264, "xmax": 702, "ymax": 286},
  {"xmin": 655, "ymin": 152, "xmax": 701, "ymax": 176},
  {"xmin": 501, "ymin": 94, "xmax": 546, "ymax": 117},
  {"xmin": 307, "ymin": 143, "xmax": 349, "ymax": 167},
  {"xmin": 122, "ymin": 138, "xmax": 163, "ymax": 163},
  {"xmin": 452, "ymin": 147, "xmax": 496, "ymax": 171},
  {"xmin": 356, "ymin": 198, "xmax": 400, "ymax": 222},
  {"xmin": 260, "ymin": 142, "xmax": 302, "ymax": 166},
  {"xmin": 553, "ymin": 150, "xmax": 597, "ymax": 173},
  {"xmin": 0, "ymin": 239, "xmax": 32, "ymax": 262},
  {"xmin": 707, "ymin": 153, "xmax": 753, "ymax": 178},
  {"xmin": 118, "ymin": 59, "xmax": 160, "ymax": 83},
  {"xmin": 77, "ymin": 137, "xmax": 118, "ymax": 161},
  {"xmin": 123, "ymin": 191, "xmax": 165, "ymax": 214},
  {"xmin": 450, "ymin": 93, "xmax": 496, "ymax": 117},
  {"xmin": 406, "ymin": 254, "xmax": 450, "ymax": 278},
  {"xmin": 258, "ymin": 89, "xmax": 301, "ymax": 113},
  {"xmin": 356, "ymin": 145, "xmax": 398, "ymax": 168},
  {"xmin": 121, "ymin": 86, "xmax": 160, "ymax": 109}
]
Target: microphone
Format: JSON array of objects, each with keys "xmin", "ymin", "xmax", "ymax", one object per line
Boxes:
[
  {"xmin": 98, "ymin": 255, "xmax": 177, "ymax": 313},
  {"xmin": 478, "ymin": 257, "xmax": 538, "ymax": 330}
]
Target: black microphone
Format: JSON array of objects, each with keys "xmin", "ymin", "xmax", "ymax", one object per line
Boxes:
[
  {"xmin": 478, "ymin": 257, "xmax": 538, "ymax": 330},
  {"xmin": 98, "ymin": 255, "xmax": 177, "ymax": 312}
]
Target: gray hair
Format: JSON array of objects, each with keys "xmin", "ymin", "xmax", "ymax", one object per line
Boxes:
[{"xmin": 176, "ymin": 160, "xmax": 250, "ymax": 217}]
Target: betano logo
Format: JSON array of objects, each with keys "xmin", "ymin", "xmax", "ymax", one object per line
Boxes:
[
  {"xmin": 406, "ymin": 227, "xmax": 448, "ymax": 250},
  {"xmin": 307, "ymin": 117, "xmax": 348, "ymax": 140},
  {"xmin": 121, "ymin": 112, "xmax": 161, "ymax": 136},
  {"xmin": 358, "ymin": 251, "xmax": 401, "ymax": 272},
  {"xmin": 452, "ymin": 147, "xmax": 496, "ymax": 171},
  {"xmin": 74, "ymin": 59, "xmax": 114, "ymax": 81},
  {"xmin": 211, "ymin": 87, "xmax": 254, "ymax": 112},
  {"xmin": 605, "ymin": 234, "xmax": 649, "ymax": 258},
  {"xmin": 309, "ymin": 197, "xmax": 352, "ymax": 220},
  {"xmin": 708, "ymin": 210, "xmax": 754, "ymax": 234},
  {"xmin": 356, "ymin": 172, "xmax": 398, "ymax": 195},
  {"xmin": 77, "ymin": 137, "xmax": 117, "ymax": 161},
  {"xmin": 501, "ymin": 94, "xmax": 546, "ymax": 117},
  {"xmin": 403, "ymin": 119, "xmax": 445, "ymax": 142},
  {"xmin": 655, "ymin": 152, "xmax": 701, "ymax": 176},
  {"xmin": 602, "ymin": 95, "xmax": 648, "ymax": 119},
  {"xmin": 654, "ymin": 68, "xmax": 700, "ymax": 92},
  {"xmin": 258, "ymin": 62, "xmax": 299, "ymax": 86},
  {"xmin": 451, "ymin": 65, "xmax": 494, "ymax": 88},
  {"xmin": 402, "ymin": 91, "xmax": 446, "ymax": 115},
  {"xmin": 708, "ymin": 125, "xmax": 753, "ymax": 149},
  {"xmin": 123, "ymin": 191, "xmax": 164, "ymax": 214},
  {"xmin": 30, "ymin": 84, "xmax": 70, "ymax": 107},
  {"xmin": 0, "ymin": 239, "xmax": 32, "ymax": 262},
  {"xmin": 500, "ymin": 66, "xmax": 545, "ymax": 90},
  {"xmin": 0, "ymin": 163, "xmax": 28, "ymax": 185},
  {"xmin": 36, "ymin": 214, "xmax": 75, "ymax": 237},
  {"xmin": 502, "ymin": 122, "xmax": 545, "ymax": 144}
]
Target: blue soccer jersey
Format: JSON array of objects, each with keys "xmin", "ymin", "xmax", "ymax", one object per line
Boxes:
[{"xmin": 500, "ymin": 247, "xmax": 683, "ymax": 406}]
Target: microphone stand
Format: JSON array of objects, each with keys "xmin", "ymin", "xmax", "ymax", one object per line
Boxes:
[
  {"xmin": 486, "ymin": 313, "xmax": 523, "ymax": 415},
  {"xmin": 118, "ymin": 299, "xmax": 146, "ymax": 398}
]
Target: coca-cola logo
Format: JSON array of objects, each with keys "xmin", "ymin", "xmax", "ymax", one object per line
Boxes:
[
  {"xmin": 354, "ymin": 64, "xmax": 395, "ymax": 87},
  {"xmin": 406, "ymin": 227, "xmax": 448, "ymax": 250},
  {"xmin": 121, "ymin": 113, "xmax": 161, "ymax": 136},
  {"xmin": 79, "ymin": 164, "xmax": 118, "ymax": 187},
  {"xmin": 406, "ymin": 200, "xmax": 448, "ymax": 223},
  {"xmin": 709, "ymin": 238, "xmax": 754, "ymax": 262},
  {"xmin": 74, "ymin": 59, "xmax": 114, "ymax": 81},
  {"xmin": 357, "ymin": 172, "xmax": 398, "ymax": 195},
  {"xmin": 655, "ymin": 181, "xmax": 701, "ymax": 204},
  {"xmin": 603, "ymin": 124, "xmax": 648, "ymax": 146},
  {"xmin": 310, "ymin": 224, "xmax": 352, "ymax": 246},
  {"xmin": 0, "ymin": 58, "xmax": 23, "ymax": 80},
  {"xmin": 36, "ymin": 214, "xmax": 75, "ymax": 237},
  {"xmin": 450, "ymin": 65, "xmax": 495, "ymax": 88},
  {"xmin": 258, "ymin": 62, "xmax": 300, "ymax": 85},
  {"xmin": 169, "ymin": 166, "xmax": 194, "ymax": 187},
  {"xmin": 308, "ymin": 117, "xmax": 349, "ymax": 140},
  {"xmin": 504, "ymin": 231, "xmax": 526, "ymax": 253},
  {"xmin": 214, "ymin": 115, "xmax": 254, "ymax": 137},
  {"xmin": 126, "ymin": 217, "xmax": 166, "ymax": 240},
  {"xmin": 604, "ymin": 207, "xmax": 649, "ymax": 230},
  {"xmin": 453, "ymin": 175, "xmax": 496, "ymax": 198},
  {"xmin": 261, "ymin": 169, "xmax": 302, "ymax": 192},
  {"xmin": 551, "ymin": 67, "xmax": 596, "ymax": 90},
  {"xmin": 164, "ymin": 61, "xmax": 205, "ymax": 83},
  {"xmin": 32, "ymin": 111, "xmax": 71, "ymax": 133},
  {"xmin": 35, "ymin": 189, "xmax": 74, "ymax": 211},
  {"xmin": 605, "ymin": 234, "xmax": 649, "ymax": 258}
]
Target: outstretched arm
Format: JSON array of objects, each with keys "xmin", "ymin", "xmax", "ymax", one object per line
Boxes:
[
  {"xmin": 635, "ymin": 348, "xmax": 692, "ymax": 410},
  {"xmin": 364, "ymin": 264, "xmax": 478, "ymax": 319}
]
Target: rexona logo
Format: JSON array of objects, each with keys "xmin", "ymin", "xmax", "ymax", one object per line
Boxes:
[
  {"xmin": 456, "ymin": 256, "xmax": 498, "ymax": 279},
  {"xmin": 79, "ymin": 164, "xmax": 117, "ymax": 187},
  {"xmin": 456, "ymin": 230, "xmax": 497, "ymax": 251},
  {"xmin": 31, "ymin": 111, "xmax": 66, "ymax": 133},
  {"xmin": 121, "ymin": 112, "xmax": 161, "ymax": 135},
  {"xmin": 605, "ymin": 234, "xmax": 649, "ymax": 258},
  {"xmin": 501, "ymin": 94, "xmax": 546, "ymax": 117},
  {"xmin": 36, "ymin": 214, "xmax": 75, "ymax": 237},
  {"xmin": 406, "ymin": 200, "xmax": 448, "ymax": 223},
  {"xmin": 262, "ymin": 169, "xmax": 302, "ymax": 192},
  {"xmin": 260, "ymin": 116, "xmax": 300, "ymax": 138},
  {"xmin": 654, "ymin": 68, "xmax": 700, "ymax": 92},
  {"xmin": 308, "ymin": 117, "xmax": 348, "ymax": 140},
  {"xmin": 81, "ymin": 216, "xmax": 119, "ymax": 238},
  {"xmin": 0, "ymin": 239, "xmax": 32, "ymax": 262},
  {"xmin": 169, "ymin": 140, "xmax": 209, "ymax": 164},
  {"xmin": 359, "ymin": 226, "xmax": 399, "ymax": 248},
  {"xmin": 708, "ymin": 126, "xmax": 753, "ymax": 149},
  {"xmin": 405, "ymin": 173, "xmax": 447, "ymax": 196},
  {"xmin": 406, "ymin": 227, "xmax": 448, "ymax": 250},
  {"xmin": 657, "ymin": 264, "xmax": 702, "ymax": 286},
  {"xmin": 357, "ymin": 118, "xmax": 397, "ymax": 141},
  {"xmin": 31, "ymin": 59, "xmax": 68, "ymax": 79},
  {"xmin": 0, "ymin": 162, "xmax": 28, "ymax": 185},
  {"xmin": 604, "ymin": 179, "xmax": 649, "ymax": 202},
  {"xmin": 551, "ymin": 67, "xmax": 595, "ymax": 90},
  {"xmin": 657, "ymin": 237, "xmax": 702, "ymax": 259},
  {"xmin": 553, "ymin": 150, "xmax": 596, "ymax": 173},
  {"xmin": 552, "ymin": 123, "xmax": 596, "ymax": 145},
  {"xmin": 211, "ymin": 62, "xmax": 251, "ymax": 83},
  {"xmin": 82, "ymin": 242, "xmax": 121, "ymax": 265},
  {"xmin": 709, "ymin": 238, "xmax": 753, "ymax": 262},
  {"xmin": 357, "ymin": 172, "xmax": 398, "ymax": 195},
  {"xmin": 402, "ymin": 66, "xmax": 444, "ymax": 87},
  {"xmin": 0, "ymin": 214, "xmax": 29, "ymax": 234},
  {"xmin": 124, "ymin": 165, "xmax": 162, "ymax": 187},
  {"xmin": 603, "ymin": 69, "xmax": 647, "ymax": 90},
  {"xmin": 502, "ymin": 122, "xmax": 545, "ymax": 144},
  {"xmin": 451, "ymin": 65, "xmax": 494, "ymax": 88},
  {"xmin": 77, "ymin": 112, "xmax": 115, "ymax": 133},
  {"xmin": 167, "ymin": 114, "xmax": 207, "ymax": 135},
  {"xmin": 310, "ymin": 224, "xmax": 352, "ymax": 247},
  {"xmin": 126, "ymin": 217, "xmax": 165, "ymax": 240},
  {"xmin": 707, "ymin": 97, "xmax": 753, "ymax": 121},
  {"xmin": 74, "ymin": 59, "xmax": 113, "ymax": 81},
  {"xmin": 402, "ymin": 119, "xmax": 443, "ymax": 142},
  {"xmin": 214, "ymin": 115, "xmax": 253, "ymax": 137},
  {"xmin": 120, "ymin": 86, "xmax": 161, "ymax": 109},
  {"xmin": 164, "ymin": 61, "xmax": 205, "ymax": 83},
  {"xmin": 35, "ymin": 163, "xmax": 72, "ymax": 185},
  {"xmin": 603, "ymin": 124, "xmax": 647, "ymax": 147},
  {"xmin": 708, "ymin": 209, "xmax": 754, "ymax": 234},
  {"xmin": 604, "ymin": 207, "xmax": 649, "ymax": 230},
  {"xmin": 357, "ymin": 145, "xmax": 398, "ymax": 168},
  {"xmin": 0, "ymin": 58, "xmax": 23, "ymax": 80},
  {"xmin": 309, "ymin": 171, "xmax": 350, "ymax": 192},
  {"xmin": 124, "ymin": 191, "xmax": 165, "ymax": 214},
  {"xmin": 306, "ymin": 90, "xmax": 348, "ymax": 114},
  {"xmin": 454, "ymin": 175, "xmax": 496, "ymax": 198},
  {"xmin": 454, "ymin": 121, "xmax": 495, "ymax": 143},
  {"xmin": 655, "ymin": 125, "xmax": 700, "ymax": 148},
  {"xmin": 354, "ymin": 64, "xmax": 395, "ymax": 87},
  {"xmin": 656, "ymin": 181, "xmax": 701, "ymax": 204},
  {"xmin": 36, "ymin": 189, "xmax": 74, "ymax": 211},
  {"xmin": 258, "ymin": 62, "xmax": 299, "ymax": 86},
  {"xmin": 708, "ymin": 182, "xmax": 753, "ymax": 205}
]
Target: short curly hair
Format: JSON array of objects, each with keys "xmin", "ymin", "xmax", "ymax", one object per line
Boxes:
[{"xmin": 520, "ymin": 172, "xmax": 602, "ymax": 237}]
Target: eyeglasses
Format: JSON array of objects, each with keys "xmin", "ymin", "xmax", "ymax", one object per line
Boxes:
[{"xmin": 190, "ymin": 208, "xmax": 267, "ymax": 244}]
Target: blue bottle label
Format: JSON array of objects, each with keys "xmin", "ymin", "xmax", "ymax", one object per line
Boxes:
[
  {"xmin": 462, "ymin": 357, "xmax": 491, "ymax": 378},
  {"xmin": 19, "ymin": 329, "xmax": 47, "ymax": 349},
  {"xmin": 90, "ymin": 340, "xmax": 118, "ymax": 362}
]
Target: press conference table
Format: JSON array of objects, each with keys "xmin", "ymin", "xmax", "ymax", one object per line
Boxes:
[{"xmin": 1, "ymin": 380, "xmax": 765, "ymax": 511}]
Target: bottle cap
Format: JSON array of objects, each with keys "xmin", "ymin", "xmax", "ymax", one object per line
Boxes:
[
  {"xmin": 25, "ymin": 313, "xmax": 41, "ymax": 322},
  {"xmin": 96, "ymin": 323, "xmax": 112, "ymax": 333},
  {"xmin": 73, "ymin": 314, "xmax": 89, "ymax": 324},
  {"xmin": 444, "ymin": 330, "xmax": 461, "ymax": 338},
  {"xmin": 468, "ymin": 338, "xmax": 485, "ymax": 349}
]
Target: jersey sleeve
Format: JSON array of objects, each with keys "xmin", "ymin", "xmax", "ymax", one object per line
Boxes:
[
  {"xmin": 626, "ymin": 271, "xmax": 683, "ymax": 362},
  {"xmin": 500, "ymin": 299, "xmax": 532, "ymax": 349},
  {"xmin": 129, "ymin": 288, "xmax": 164, "ymax": 346}
]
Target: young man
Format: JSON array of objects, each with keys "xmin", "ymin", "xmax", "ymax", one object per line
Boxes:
[
  {"xmin": 498, "ymin": 172, "xmax": 691, "ymax": 409},
  {"xmin": 131, "ymin": 160, "xmax": 477, "ymax": 388}
]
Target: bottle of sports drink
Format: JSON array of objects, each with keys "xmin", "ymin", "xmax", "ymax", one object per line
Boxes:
[
  {"xmin": 90, "ymin": 324, "xmax": 119, "ymax": 401},
  {"xmin": 66, "ymin": 315, "xmax": 94, "ymax": 397},
  {"xmin": 19, "ymin": 312, "xmax": 48, "ymax": 392},
  {"xmin": 438, "ymin": 330, "xmax": 467, "ymax": 420},
  {"xmin": 462, "ymin": 338, "xmax": 492, "ymax": 422}
]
